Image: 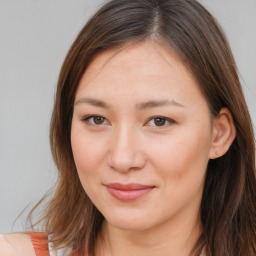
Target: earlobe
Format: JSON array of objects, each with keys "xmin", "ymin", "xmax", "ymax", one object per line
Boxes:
[{"xmin": 209, "ymin": 108, "xmax": 236, "ymax": 159}]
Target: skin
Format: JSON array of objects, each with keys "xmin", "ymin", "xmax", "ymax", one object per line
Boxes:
[{"xmin": 71, "ymin": 41, "xmax": 234, "ymax": 256}]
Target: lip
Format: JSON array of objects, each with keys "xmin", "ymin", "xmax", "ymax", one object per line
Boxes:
[{"xmin": 105, "ymin": 183, "xmax": 155, "ymax": 201}]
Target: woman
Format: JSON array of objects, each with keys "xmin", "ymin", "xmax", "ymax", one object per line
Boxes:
[{"xmin": 1, "ymin": 0, "xmax": 255, "ymax": 255}]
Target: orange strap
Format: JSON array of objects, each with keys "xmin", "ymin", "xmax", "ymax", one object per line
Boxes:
[{"xmin": 27, "ymin": 232, "xmax": 50, "ymax": 256}]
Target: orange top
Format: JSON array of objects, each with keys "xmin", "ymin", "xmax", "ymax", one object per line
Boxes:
[
  {"xmin": 27, "ymin": 232, "xmax": 50, "ymax": 256},
  {"xmin": 27, "ymin": 232, "xmax": 85, "ymax": 256}
]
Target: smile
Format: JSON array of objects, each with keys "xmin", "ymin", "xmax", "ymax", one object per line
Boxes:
[{"xmin": 105, "ymin": 183, "xmax": 155, "ymax": 201}]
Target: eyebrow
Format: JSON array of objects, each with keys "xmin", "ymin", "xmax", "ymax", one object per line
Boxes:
[
  {"xmin": 135, "ymin": 99, "xmax": 185, "ymax": 110},
  {"xmin": 74, "ymin": 97, "xmax": 110, "ymax": 108},
  {"xmin": 74, "ymin": 97, "xmax": 185, "ymax": 109}
]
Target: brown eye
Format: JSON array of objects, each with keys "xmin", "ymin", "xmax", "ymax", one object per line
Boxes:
[
  {"xmin": 83, "ymin": 115, "xmax": 107, "ymax": 125},
  {"xmin": 146, "ymin": 116, "xmax": 174, "ymax": 128},
  {"xmin": 153, "ymin": 117, "xmax": 166, "ymax": 126},
  {"xmin": 93, "ymin": 116, "xmax": 105, "ymax": 125}
]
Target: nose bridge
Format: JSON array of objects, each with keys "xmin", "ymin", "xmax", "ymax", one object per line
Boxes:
[{"xmin": 108, "ymin": 123, "xmax": 145, "ymax": 172}]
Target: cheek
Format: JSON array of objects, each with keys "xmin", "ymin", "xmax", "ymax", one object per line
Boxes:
[
  {"xmin": 71, "ymin": 126, "xmax": 107, "ymax": 177},
  {"xmin": 149, "ymin": 124, "xmax": 212, "ymax": 182},
  {"xmin": 148, "ymin": 128, "xmax": 211, "ymax": 214},
  {"xmin": 71, "ymin": 127, "xmax": 110, "ymax": 201}
]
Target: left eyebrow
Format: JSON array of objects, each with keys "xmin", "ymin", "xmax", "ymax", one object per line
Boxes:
[{"xmin": 135, "ymin": 99, "xmax": 185, "ymax": 110}]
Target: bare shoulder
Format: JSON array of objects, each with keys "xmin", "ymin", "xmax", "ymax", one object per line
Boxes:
[{"xmin": 0, "ymin": 233, "xmax": 35, "ymax": 256}]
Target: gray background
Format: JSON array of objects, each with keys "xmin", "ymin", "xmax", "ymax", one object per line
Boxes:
[{"xmin": 0, "ymin": 0, "xmax": 255, "ymax": 233}]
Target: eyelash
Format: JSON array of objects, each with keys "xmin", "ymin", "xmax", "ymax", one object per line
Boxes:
[{"xmin": 81, "ymin": 115, "xmax": 175, "ymax": 127}]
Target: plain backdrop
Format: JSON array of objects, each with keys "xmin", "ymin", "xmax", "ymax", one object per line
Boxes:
[{"xmin": 0, "ymin": 0, "xmax": 255, "ymax": 233}]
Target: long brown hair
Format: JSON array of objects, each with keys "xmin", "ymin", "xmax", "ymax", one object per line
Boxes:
[{"xmin": 29, "ymin": 0, "xmax": 256, "ymax": 255}]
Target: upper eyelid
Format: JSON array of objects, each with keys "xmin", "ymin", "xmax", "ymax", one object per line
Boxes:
[
  {"xmin": 145, "ymin": 116, "xmax": 175, "ymax": 123},
  {"xmin": 82, "ymin": 114, "xmax": 105, "ymax": 120}
]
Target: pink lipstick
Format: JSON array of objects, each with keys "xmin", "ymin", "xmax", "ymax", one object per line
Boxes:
[{"xmin": 105, "ymin": 183, "xmax": 155, "ymax": 201}]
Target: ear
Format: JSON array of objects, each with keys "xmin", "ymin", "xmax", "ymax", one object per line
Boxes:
[{"xmin": 209, "ymin": 108, "xmax": 236, "ymax": 159}]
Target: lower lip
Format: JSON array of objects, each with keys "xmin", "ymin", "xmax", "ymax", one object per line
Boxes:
[{"xmin": 107, "ymin": 187, "xmax": 154, "ymax": 201}]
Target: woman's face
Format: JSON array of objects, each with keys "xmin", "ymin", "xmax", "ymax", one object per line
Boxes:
[{"xmin": 71, "ymin": 41, "xmax": 215, "ymax": 232}]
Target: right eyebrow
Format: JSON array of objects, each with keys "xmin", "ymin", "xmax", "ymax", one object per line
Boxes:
[{"xmin": 74, "ymin": 97, "xmax": 110, "ymax": 109}]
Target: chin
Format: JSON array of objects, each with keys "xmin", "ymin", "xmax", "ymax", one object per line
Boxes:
[
  {"xmin": 109, "ymin": 219, "xmax": 151, "ymax": 231},
  {"xmin": 103, "ymin": 211, "xmax": 157, "ymax": 231}
]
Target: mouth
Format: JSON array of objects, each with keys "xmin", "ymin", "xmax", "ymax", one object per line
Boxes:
[{"xmin": 105, "ymin": 183, "xmax": 155, "ymax": 201}]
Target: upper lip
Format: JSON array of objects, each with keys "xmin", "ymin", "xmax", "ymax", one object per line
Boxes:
[{"xmin": 105, "ymin": 183, "xmax": 155, "ymax": 191}]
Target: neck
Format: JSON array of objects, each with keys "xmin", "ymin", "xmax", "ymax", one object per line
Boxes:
[{"xmin": 95, "ymin": 211, "xmax": 202, "ymax": 256}]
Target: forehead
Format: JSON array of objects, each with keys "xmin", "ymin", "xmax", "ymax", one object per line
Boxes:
[
  {"xmin": 81, "ymin": 41, "xmax": 191, "ymax": 82},
  {"xmin": 76, "ymin": 41, "xmax": 205, "ymax": 105}
]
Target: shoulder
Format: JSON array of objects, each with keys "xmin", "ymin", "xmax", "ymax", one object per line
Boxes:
[{"xmin": 0, "ymin": 233, "xmax": 36, "ymax": 256}]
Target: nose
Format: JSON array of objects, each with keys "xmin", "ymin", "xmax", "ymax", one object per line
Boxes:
[{"xmin": 108, "ymin": 125, "xmax": 146, "ymax": 172}]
